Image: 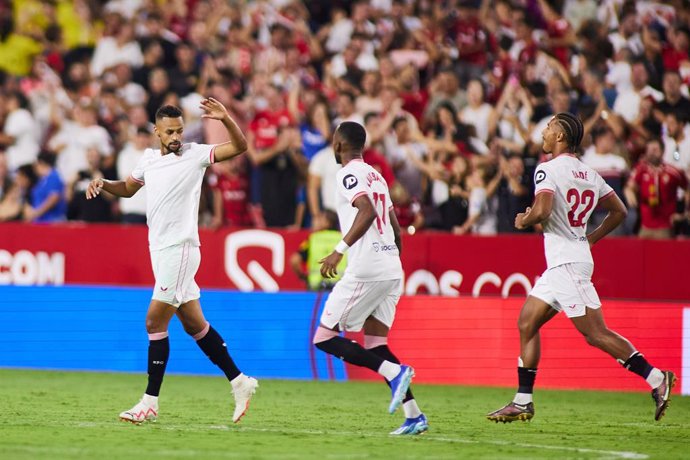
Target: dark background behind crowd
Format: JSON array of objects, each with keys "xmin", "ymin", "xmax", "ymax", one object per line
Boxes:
[{"xmin": 0, "ymin": 0, "xmax": 689, "ymax": 239}]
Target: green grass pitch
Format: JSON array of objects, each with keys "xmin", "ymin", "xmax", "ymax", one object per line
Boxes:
[{"xmin": 0, "ymin": 369, "xmax": 687, "ymax": 459}]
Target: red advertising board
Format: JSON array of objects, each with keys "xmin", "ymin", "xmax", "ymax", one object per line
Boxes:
[
  {"xmin": 2, "ymin": 222, "xmax": 690, "ymax": 301},
  {"xmin": 346, "ymin": 297, "xmax": 685, "ymax": 393}
]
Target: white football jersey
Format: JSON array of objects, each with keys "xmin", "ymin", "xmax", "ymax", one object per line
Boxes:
[
  {"xmin": 534, "ymin": 154, "xmax": 614, "ymax": 268},
  {"xmin": 131, "ymin": 143, "xmax": 215, "ymax": 250},
  {"xmin": 335, "ymin": 159, "xmax": 403, "ymax": 281}
]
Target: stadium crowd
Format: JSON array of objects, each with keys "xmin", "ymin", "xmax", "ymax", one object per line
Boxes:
[{"xmin": 0, "ymin": 0, "xmax": 689, "ymax": 238}]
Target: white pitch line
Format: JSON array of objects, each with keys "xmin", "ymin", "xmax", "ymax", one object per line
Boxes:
[{"xmin": 68, "ymin": 421, "xmax": 648, "ymax": 459}]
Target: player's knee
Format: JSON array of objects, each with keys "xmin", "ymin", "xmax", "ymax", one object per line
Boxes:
[
  {"xmin": 313, "ymin": 326, "xmax": 339, "ymax": 346},
  {"xmin": 517, "ymin": 317, "xmax": 535, "ymax": 337},
  {"xmin": 146, "ymin": 319, "xmax": 165, "ymax": 334}
]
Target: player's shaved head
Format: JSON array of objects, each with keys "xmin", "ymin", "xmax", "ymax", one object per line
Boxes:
[{"xmin": 335, "ymin": 121, "xmax": 367, "ymax": 151}]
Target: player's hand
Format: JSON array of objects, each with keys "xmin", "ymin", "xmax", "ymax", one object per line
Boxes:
[
  {"xmin": 86, "ymin": 178, "xmax": 104, "ymax": 199},
  {"xmin": 515, "ymin": 207, "xmax": 531, "ymax": 230},
  {"xmin": 200, "ymin": 97, "xmax": 230, "ymax": 121},
  {"xmin": 319, "ymin": 251, "xmax": 343, "ymax": 279}
]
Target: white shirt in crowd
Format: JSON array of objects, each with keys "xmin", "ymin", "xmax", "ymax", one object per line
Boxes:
[
  {"xmin": 90, "ymin": 36, "xmax": 144, "ymax": 77},
  {"xmin": 49, "ymin": 121, "xmax": 114, "ymax": 182},
  {"xmin": 116, "ymin": 143, "xmax": 148, "ymax": 216},
  {"xmin": 534, "ymin": 154, "xmax": 614, "ymax": 269},
  {"xmin": 460, "ymin": 103, "xmax": 493, "ymax": 143},
  {"xmin": 4, "ymin": 108, "xmax": 39, "ymax": 171},
  {"xmin": 131, "ymin": 143, "xmax": 214, "ymax": 250},
  {"xmin": 662, "ymin": 127, "xmax": 690, "ymax": 175},
  {"xmin": 613, "ymin": 86, "xmax": 664, "ymax": 123},
  {"xmin": 581, "ymin": 147, "xmax": 629, "ymax": 179},
  {"xmin": 335, "ymin": 159, "xmax": 403, "ymax": 281},
  {"xmin": 468, "ymin": 187, "xmax": 498, "ymax": 235},
  {"xmin": 308, "ymin": 147, "xmax": 341, "ymax": 212}
]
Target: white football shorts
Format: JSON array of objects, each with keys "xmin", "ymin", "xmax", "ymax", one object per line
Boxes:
[
  {"xmin": 320, "ymin": 276, "xmax": 402, "ymax": 332},
  {"xmin": 150, "ymin": 241, "xmax": 201, "ymax": 307},
  {"xmin": 529, "ymin": 262, "xmax": 602, "ymax": 318}
]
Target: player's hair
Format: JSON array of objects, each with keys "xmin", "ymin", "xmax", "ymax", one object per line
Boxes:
[
  {"xmin": 155, "ymin": 105, "xmax": 183, "ymax": 120},
  {"xmin": 336, "ymin": 121, "xmax": 367, "ymax": 151},
  {"xmin": 554, "ymin": 112, "xmax": 584, "ymax": 150}
]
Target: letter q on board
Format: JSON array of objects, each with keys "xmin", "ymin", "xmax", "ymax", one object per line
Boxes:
[{"xmin": 343, "ymin": 174, "xmax": 358, "ymax": 189}]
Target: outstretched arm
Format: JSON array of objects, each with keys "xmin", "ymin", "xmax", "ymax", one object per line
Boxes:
[
  {"xmin": 86, "ymin": 176, "xmax": 143, "ymax": 200},
  {"xmin": 200, "ymin": 97, "xmax": 248, "ymax": 162}
]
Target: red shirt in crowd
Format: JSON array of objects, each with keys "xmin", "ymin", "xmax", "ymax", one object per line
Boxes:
[
  {"xmin": 661, "ymin": 44, "xmax": 689, "ymax": 72},
  {"xmin": 209, "ymin": 172, "xmax": 252, "ymax": 227},
  {"xmin": 545, "ymin": 18, "xmax": 571, "ymax": 67},
  {"xmin": 363, "ymin": 148, "xmax": 396, "ymax": 185},
  {"xmin": 630, "ymin": 162, "xmax": 688, "ymax": 229},
  {"xmin": 249, "ymin": 109, "xmax": 293, "ymax": 149},
  {"xmin": 451, "ymin": 17, "xmax": 488, "ymax": 67}
]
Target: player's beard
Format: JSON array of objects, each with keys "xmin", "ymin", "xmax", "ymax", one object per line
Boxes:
[{"xmin": 166, "ymin": 141, "xmax": 182, "ymax": 153}]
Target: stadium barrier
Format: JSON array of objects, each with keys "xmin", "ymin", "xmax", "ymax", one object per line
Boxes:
[
  {"xmin": 1, "ymin": 286, "xmax": 685, "ymax": 394},
  {"xmin": 1, "ymin": 222, "xmax": 690, "ymax": 300}
]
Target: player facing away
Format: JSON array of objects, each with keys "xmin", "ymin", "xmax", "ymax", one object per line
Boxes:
[
  {"xmin": 86, "ymin": 101, "xmax": 258, "ymax": 424},
  {"xmin": 314, "ymin": 121, "xmax": 428, "ymax": 435},
  {"xmin": 486, "ymin": 113, "xmax": 676, "ymax": 423}
]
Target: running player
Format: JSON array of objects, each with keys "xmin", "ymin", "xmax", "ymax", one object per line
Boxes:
[
  {"xmin": 314, "ymin": 121, "xmax": 428, "ymax": 435},
  {"xmin": 487, "ymin": 112, "xmax": 675, "ymax": 423},
  {"xmin": 86, "ymin": 100, "xmax": 258, "ymax": 424}
]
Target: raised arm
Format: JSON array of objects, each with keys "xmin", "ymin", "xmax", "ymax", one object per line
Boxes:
[{"xmin": 199, "ymin": 97, "xmax": 248, "ymax": 162}]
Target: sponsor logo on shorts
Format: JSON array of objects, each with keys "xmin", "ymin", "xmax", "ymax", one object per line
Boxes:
[
  {"xmin": 372, "ymin": 242, "xmax": 397, "ymax": 252},
  {"xmin": 160, "ymin": 286, "xmax": 168, "ymax": 292}
]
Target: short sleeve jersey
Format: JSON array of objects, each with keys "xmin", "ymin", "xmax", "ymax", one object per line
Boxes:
[
  {"xmin": 335, "ymin": 159, "xmax": 403, "ymax": 281},
  {"xmin": 131, "ymin": 143, "xmax": 215, "ymax": 250},
  {"xmin": 534, "ymin": 154, "xmax": 614, "ymax": 268}
]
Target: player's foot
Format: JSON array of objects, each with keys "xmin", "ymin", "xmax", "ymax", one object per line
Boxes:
[
  {"xmin": 119, "ymin": 395, "xmax": 158, "ymax": 424},
  {"xmin": 390, "ymin": 413, "xmax": 429, "ymax": 435},
  {"xmin": 652, "ymin": 370, "xmax": 676, "ymax": 421},
  {"xmin": 232, "ymin": 375, "xmax": 259, "ymax": 423},
  {"xmin": 388, "ymin": 365, "xmax": 414, "ymax": 414},
  {"xmin": 486, "ymin": 401, "xmax": 534, "ymax": 423}
]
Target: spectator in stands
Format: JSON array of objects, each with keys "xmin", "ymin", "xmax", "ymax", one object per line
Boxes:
[
  {"xmin": 290, "ymin": 209, "xmax": 344, "ymax": 291},
  {"xmin": 0, "ymin": 91, "xmax": 40, "ymax": 172},
  {"xmin": 90, "ymin": 20, "xmax": 143, "ymax": 77},
  {"xmin": 385, "ymin": 116, "xmax": 427, "ymax": 201},
  {"xmin": 48, "ymin": 102, "xmax": 114, "ymax": 183},
  {"xmin": 66, "ymin": 148, "xmax": 115, "ymax": 223},
  {"xmin": 453, "ymin": 164, "xmax": 501, "ymax": 235},
  {"xmin": 390, "ymin": 181, "xmax": 424, "ymax": 234},
  {"xmin": 460, "ymin": 79, "xmax": 494, "ymax": 146},
  {"xmin": 653, "ymin": 71, "xmax": 690, "ymax": 123},
  {"xmin": 0, "ymin": 164, "xmax": 36, "ymax": 222},
  {"xmin": 25, "ymin": 151, "xmax": 67, "ymax": 223},
  {"xmin": 209, "ymin": 156, "xmax": 252, "ymax": 228},
  {"xmin": 307, "ymin": 146, "xmax": 341, "ymax": 225},
  {"xmin": 625, "ymin": 138, "xmax": 689, "ymax": 239},
  {"xmin": 662, "ymin": 110, "xmax": 690, "ymax": 177},
  {"xmin": 423, "ymin": 67, "xmax": 467, "ymax": 127},
  {"xmin": 116, "ymin": 126, "xmax": 150, "ymax": 224},
  {"xmin": 582, "ymin": 126, "xmax": 630, "ymax": 235},
  {"xmin": 496, "ymin": 154, "xmax": 532, "ymax": 233}
]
